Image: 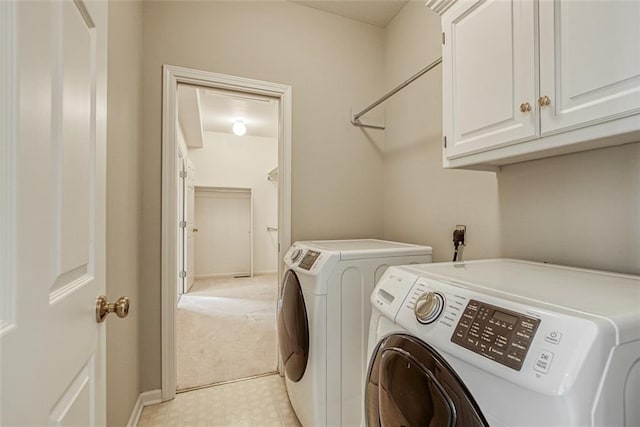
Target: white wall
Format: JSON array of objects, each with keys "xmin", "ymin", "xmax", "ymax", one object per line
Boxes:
[
  {"xmin": 381, "ymin": 3, "xmax": 640, "ymax": 274},
  {"xmin": 499, "ymin": 143, "xmax": 640, "ymax": 275},
  {"xmin": 381, "ymin": 3, "xmax": 501, "ymax": 262},
  {"xmin": 141, "ymin": 2, "xmax": 385, "ymax": 390},
  {"xmin": 106, "ymin": 1, "xmax": 143, "ymax": 425},
  {"xmin": 189, "ymin": 131, "xmax": 278, "ymax": 275}
]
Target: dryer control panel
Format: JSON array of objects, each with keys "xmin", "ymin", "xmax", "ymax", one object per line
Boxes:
[
  {"xmin": 299, "ymin": 250, "xmax": 321, "ymax": 270},
  {"xmin": 451, "ymin": 300, "xmax": 540, "ymax": 371}
]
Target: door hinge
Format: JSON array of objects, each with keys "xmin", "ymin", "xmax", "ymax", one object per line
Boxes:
[
  {"xmin": 179, "ymin": 221, "xmax": 187, "ymax": 228},
  {"xmin": 444, "ymin": 136, "xmax": 447, "ymax": 148},
  {"xmin": 278, "ymin": 243, "xmax": 281, "ymax": 253},
  {"xmin": 179, "ymin": 270, "xmax": 186, "ymax": 279},
  {"xmin": 179, "ymin": 171, "xmax": 187, "ymax": 178},
  {"xmin": 442, "ymin": 32, "xmax": 445, "ymax": 45}
]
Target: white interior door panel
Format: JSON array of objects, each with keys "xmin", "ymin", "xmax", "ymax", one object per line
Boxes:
[
  {"xmin": 194, "ymin": 189, "xmax": 251, "ymax": 277},
  {"xmin": 186, "ymin": 160, "xmax": 195, "ymax": 291},
  {"xmin": 1, "ymin": 1, "xmax": 107, "ymax": 425}
]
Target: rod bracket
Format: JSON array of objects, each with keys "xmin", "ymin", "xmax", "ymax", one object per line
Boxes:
[{"xmin": 351, "ymin": 117, "xmax": 385, "ymax": 130}]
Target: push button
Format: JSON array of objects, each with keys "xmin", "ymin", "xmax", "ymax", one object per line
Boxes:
[
  {"xmin": 489, "ymin": 346, "xmax": 504, "ymax": 358},
  {"xmin": 533, "ymin": 350, "xmax": 554, "ymax": 374},
  {"xmin": 544, "ymin": 330, "xmax": 562, "ymax": 345},
  {"xmin": 520, "ymin": 320, "xmax": 535, "ymax": 330},
  {"xmin": 510, "ymin": 340, "xmax": 527, "ymax": 351}
]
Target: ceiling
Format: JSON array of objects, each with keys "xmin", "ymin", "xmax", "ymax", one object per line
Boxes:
[
  {"xmin": 290, "ymin": 0, "xmax": 408, "ymax": 28},
  {"xmin": 178, "ymin": 84, "xmax": 279, "ymax": 146}
]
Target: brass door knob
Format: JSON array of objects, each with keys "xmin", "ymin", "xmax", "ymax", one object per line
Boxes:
[
  {"xmin": 520, "ymin": 102, "xmax": 532, "ymax": 112},
  {"xmin": 538, "ymin": 96, "xmax": 551, "ymax": 107},
  {"xmin": 95, "ymin": 296, "xmax": 130, "ymax": 323}
]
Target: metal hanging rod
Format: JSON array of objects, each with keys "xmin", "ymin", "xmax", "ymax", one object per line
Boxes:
[{"xmin": 351, "ymin": 56, "xmax": 443, "ymax": 130}]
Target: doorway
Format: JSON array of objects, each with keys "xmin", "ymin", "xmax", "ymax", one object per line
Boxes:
[
  {"xmin": 161, "ymin": 66, "xmax": 292, "ymax": 401},
  {"xmin": 175, "ymin": 82, "xmax": 280, "ymax": 390}
]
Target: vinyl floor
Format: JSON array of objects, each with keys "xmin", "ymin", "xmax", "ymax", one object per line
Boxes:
[{"xmin": 138, "ymin": 374, "xmax": 300, "ymax": 427}]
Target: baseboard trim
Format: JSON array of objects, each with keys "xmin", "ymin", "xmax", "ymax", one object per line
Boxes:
[
  {"xmin": 127, "ymin": 389, "xmax": 162, "ymax": 427},
  {"xmin": 194, "ymin": 272, "xmax": 248, "ymax": 279},
  {"xmin": 194, "ymin": 271, "xmax": 277, "ymax": 280}
]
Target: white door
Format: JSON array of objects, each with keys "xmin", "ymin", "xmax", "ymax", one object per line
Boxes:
[
  {"xmin": 194, "ymin": 189, "xmax": 251, "ymax": 277},
  {"xmin": 177, "ymin": 156, "xmax": 186, "ymax": 296},
  {"xmin": 539, "ymin": 0, "xmax": 640, "ymax": 135},
  {"xmin": 1, "ymin": 1, "xmax": 108, "ymax": 425},
  {"xmin": 185, "ymin": 160, "xmax": 195, "ymax": 291},
  {"xmin": 443, "ymin": 0, "xmax": 537, "ymax": 159}
]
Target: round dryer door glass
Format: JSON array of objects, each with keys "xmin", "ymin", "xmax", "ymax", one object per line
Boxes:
[
  {"xmin": 365, "ymin": 334, "xmax": 488, "ymax": 427},
  {"xmin": 277, "ymin": 270, "xmax": 309, "ymax": 382}
]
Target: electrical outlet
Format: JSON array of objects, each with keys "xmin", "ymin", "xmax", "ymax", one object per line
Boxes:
[{"xmin": 454, "ymin": 225, "xmax": 466, "ymax": 245}]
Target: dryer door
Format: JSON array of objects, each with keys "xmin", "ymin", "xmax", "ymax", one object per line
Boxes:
[
  {"xmin": 365, "ymin": 334, "xmax": 488, "ymax": 427},
  {"xmin": 277, "ymin": 270, "xmax": 309, "ymax": 382}
]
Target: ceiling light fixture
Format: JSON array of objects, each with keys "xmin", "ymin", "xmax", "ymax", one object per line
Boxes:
[{"xmin": 232, "ymin": 120, "xmax": 247, "ymax": 136}]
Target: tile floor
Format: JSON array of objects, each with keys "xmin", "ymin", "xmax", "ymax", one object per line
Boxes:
[{"xmin": 138, "ymin": 374, "xmax": 300, "ymax": 427}]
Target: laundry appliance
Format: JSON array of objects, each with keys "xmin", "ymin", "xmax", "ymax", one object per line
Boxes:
[
  {"xmin": 277, "ymin": 239, "xmax": 432, "ymax": 427},
  {"xmin": 366, "ymin": 259, "xmax": 640, "ymax": 426}
]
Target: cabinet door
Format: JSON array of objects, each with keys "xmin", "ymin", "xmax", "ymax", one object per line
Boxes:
[
  {"xmin": 443, "ymin": 0, "xmax": 537, "ymax": 159},
  {"xmin": 539, "ymin": 0, "xmax": 640, "ymax": 135}
]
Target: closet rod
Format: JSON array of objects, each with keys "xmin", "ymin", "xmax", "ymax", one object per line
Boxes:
[{"xmin": 351, "ymin": 56, "xmax": 442, "ymax": 130}]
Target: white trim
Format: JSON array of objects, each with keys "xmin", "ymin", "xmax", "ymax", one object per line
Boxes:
[
  {"xmin": 161, "ymin": 65, "xmax": 292, "ymax": 402},
  {"xmin": 126, "ymin": 389, "xmax": 162, "ymax": 427},
  {"xmin": 250, "ymin": 188, "xmax": 254, "ymax": 278},
  {"xmin": 194, "ymin": 273, "xmax": 248, "ymax": 279},
  {"xmin": 193, "ymin": 270, "xmax": 277, "ymax": 280},
  {"xmin": 0, "ymin": 0, "xmax": 17, "ymax": 336}
]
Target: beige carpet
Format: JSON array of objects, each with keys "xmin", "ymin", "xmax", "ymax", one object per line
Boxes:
[{"xmin": 177, "ymin": 274, "xmax": 279, "ymax": 390}]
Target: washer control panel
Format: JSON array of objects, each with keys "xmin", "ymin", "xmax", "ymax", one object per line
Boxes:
[
  {"xmin": 298, "ymin": 250, "xmax": 321, "ymax": 270},
  {"xmin": 451, "ymin": 299, "xmax": 540, "ymax": 371}
]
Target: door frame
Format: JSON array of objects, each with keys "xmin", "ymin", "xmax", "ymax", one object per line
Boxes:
[{"xmin": 160, "ymin": 65, "xmax": 292, "ymax": 401}]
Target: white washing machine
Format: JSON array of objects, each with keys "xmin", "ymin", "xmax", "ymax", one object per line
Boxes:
[
  {"xmin": 366, "ymin": 259, "xmax": 640, "ymax": 426},
  {"xmin": 277, "ymin": 239, "xmax": 432, "ymax": 427}
]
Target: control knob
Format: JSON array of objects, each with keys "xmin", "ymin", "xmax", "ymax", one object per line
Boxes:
[
  {"xmin": 290, "ymin": 248, "xmax": 303, "ymax": 263},
  {"xmin": 414, "ymin": 292, "xmax": 445, "ymax": 324}
]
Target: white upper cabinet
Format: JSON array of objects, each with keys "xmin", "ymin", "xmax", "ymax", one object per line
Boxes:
[
  {"xmin": 443, "ymin": 0, "xmax": 537, "ymax": 158},
  {"xmin": 431, "ymin": 0, "xmax": 640, "ymax": 169},
  {"xmin": 539, "ymin": 0, "xmax": 640, "ymax": 135}
]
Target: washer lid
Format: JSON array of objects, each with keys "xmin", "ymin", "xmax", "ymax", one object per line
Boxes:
[
  {"xmin": 305, "ymin": 239, "xmax": 432, "ymax": 260},
  {"xmin": 406, "ymin": 259, "xmax": 640, "ymax": 343}
]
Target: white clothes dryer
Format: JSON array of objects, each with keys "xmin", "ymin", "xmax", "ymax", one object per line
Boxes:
[
  {"xmin": 277, "ymin": 239, "xmax": 432, "ymax": 427},
  {"xmin": 366, "ymin": 259, "xmax": 640, "ymax": 427}
]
